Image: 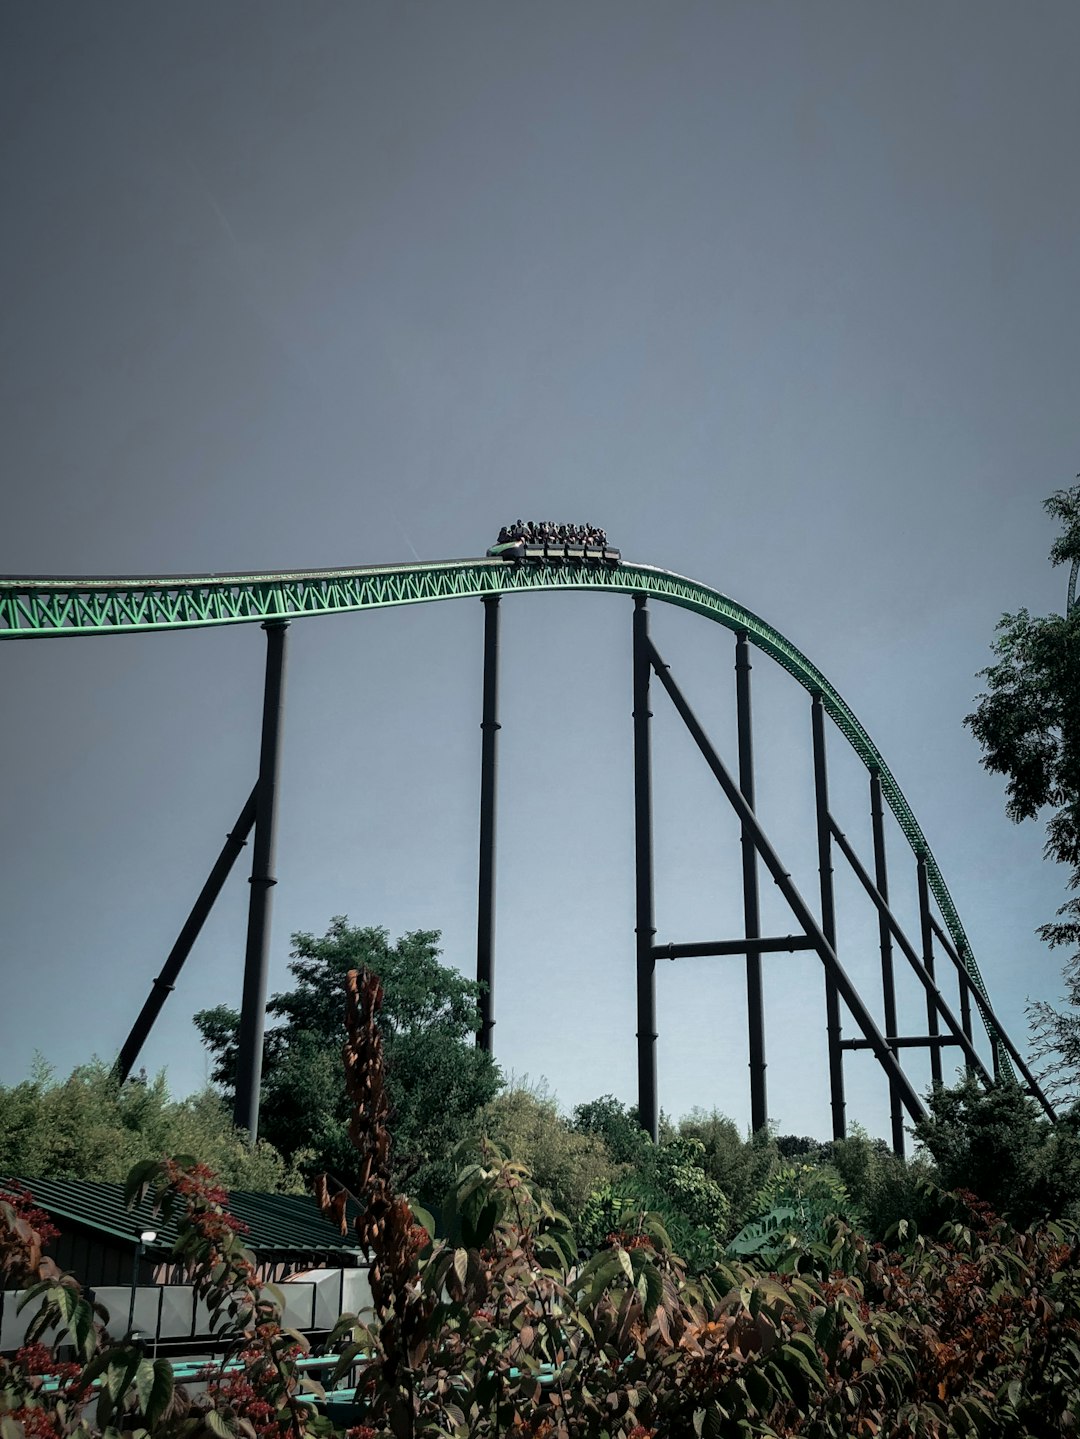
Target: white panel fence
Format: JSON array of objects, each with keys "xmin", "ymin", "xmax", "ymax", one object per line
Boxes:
[{"xmin": 1, "ymin": 1267, "xmax": 372, "ymax": 1352}]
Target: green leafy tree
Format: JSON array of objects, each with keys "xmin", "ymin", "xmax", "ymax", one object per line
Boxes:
[
  {"xmin": 915, "ymin": 1075, "xmax": 1080, "ymax": 1227},
  {"xmin": 677, "ymin": 1108, "xmax": 780, "ymax": 1234},
  {"xmin": 966, "ymin": 482, "xmax": 1080, "ymax": 1099},
  {"xmin": 0, "ymin": 1059, "xmax": 301, "ymax": 1191},
  {"xmin": 477, "ymin": 1083, "xmax": 622, "ymax": 1222},
  {"xmin": 570, "ymin": 1093, "xmax": 652, "ymax": 1166},
  {"xmin": 195, "ymin": 918, "xmax": 501, "ymax": 1205},
  {"xmin": 573, "ymin": 1098, "xmax": 731, "ymax": 1270},
  {"xmin": 826, "ymin": 1126, "xmax": 938, "ymax": 1241}
]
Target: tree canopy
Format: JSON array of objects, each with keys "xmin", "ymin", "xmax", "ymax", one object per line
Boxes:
[
  {"xmin": 195, "ymin": 919, "xmax": 502, "ymax": 1205},
  {"xmin": 966, "ymin": 482, "xmax": 1080, "ymax": 1099},
  {"xmin": 0, "ymin": 1059, "xmax": 302, "ymax": 1191}
]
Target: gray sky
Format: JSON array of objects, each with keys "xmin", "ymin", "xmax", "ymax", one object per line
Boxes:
[{"xmin": 2, "ymin": 1, "xmax": 1078, "ymax": 1143}]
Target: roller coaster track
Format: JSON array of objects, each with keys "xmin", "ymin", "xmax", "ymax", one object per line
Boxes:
[{"xmin": 0, "ymin": 555, "xmax": 999, "ymax": 1050}]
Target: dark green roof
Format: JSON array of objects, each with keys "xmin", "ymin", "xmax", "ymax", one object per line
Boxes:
[{"xmin": 3, "ymin": 1177, "xmax": 364, "ymax": 1259}]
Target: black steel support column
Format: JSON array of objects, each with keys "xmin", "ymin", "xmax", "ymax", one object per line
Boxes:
[
  {"xmin": 811, "ymin": 694, "xmax": 846, "ymax": 1140},
  {"xmin": 477, "ymin": 595, "xmax": 500, "ymax": 1053},
  {"xmin": 115, "ymin": 787, "xmax": 258, "ymax": 1084},
  {"xmin": 736, "ymin": 634, "xmax": 767, "ymax": 1132},
  {"xmin": 234, "ymin": 620, "xmax": 288, "ymax": 1140},
  {"xmin": 930, "ymin": 919, "xmax": 976, "ymax": 1070},
  {"xmin": 649, "ymin": 644, "xmax": 927, "ymax": 1124},
  {"xmin": 870, "ymin": 771, "xmax": 905, "ymax": 1155},
  {"xmin": 917, "ymin": 854, "xmax": 943, "ymax": 1086},
  {"xmin": 633, "ymin": 597, "xmax": 658, "ymax": 1141}
]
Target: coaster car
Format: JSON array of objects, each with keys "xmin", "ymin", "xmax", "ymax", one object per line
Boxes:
[{"xmin": 487, "ymin": 529, "xmax": 620, "ymax": 565}]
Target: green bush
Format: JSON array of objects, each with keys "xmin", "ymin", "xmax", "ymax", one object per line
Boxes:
[
  {"xmin": 915, "ymin": 1075, "xmax": 1080, "ymax": 1226},
  {"xmin": 676, "ymin": 1107, "xmax": 779, "ymax": 1235},
  {"xmin": 477, "ymin": 1083, "xmax": 622, "ymax": 1221},
  {"xmin": 0, "ymin": 1059, "xmax": 303, "ymax": 1192}
]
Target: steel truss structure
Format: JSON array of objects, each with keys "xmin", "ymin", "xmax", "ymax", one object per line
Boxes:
[{"xmin": 0, "ymin": 556, "xmax": 1052, "ymax": 1142}]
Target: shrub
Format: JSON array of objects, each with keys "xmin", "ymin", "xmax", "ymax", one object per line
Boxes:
[{"xmin": 476, "ymin": 1083, "xmax": 622, "ymax": 1221}]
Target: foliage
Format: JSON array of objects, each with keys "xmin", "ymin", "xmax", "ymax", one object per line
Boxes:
[
  {"xmin": 321, "ymin": 978, "xmax": 1080, "ymax": 1434},
  {"xmin": 195, "ymin": 919, "xmax": 501, "ymax": 1205},
  {"xmin": 727, "ymin": 1161, "xmax": 856, "ymax": 1266},
  {"xmin": 676, "ymin": 1108, "xmax": 780, "ymax": 1235},
  {"xmin": 966, "ymin": 482, "xmax": 1080, "ymax": 1100},
  {"xmin": 915, "ymin": 1074, "xmax": 1080, "ymax": 1228},
  {"xmin": 476, "ymin": 1084, "xmax": 622, "ymax": 1222},
  {"xmin": 570, "ymin": 1094, "xmax": 652, "ymax": 1167},
  {"xmin": 0, "ymin": 1156, "xmax": 315, "ymax": 1439},
  {"xmin": 8, "ymin": 977, "xmax": 1080, "ymax": 1436},
  {"xmin": 0, "ymin": 1059, "xmax": 302, "ymax": 1192},
  {"xmin": 826, "ymin": 1126, "xmax": 939, "ymax": 1242},
  {"xmin": 571, "ymin": 1099, "xmax": 731, "ymax": 1270}
]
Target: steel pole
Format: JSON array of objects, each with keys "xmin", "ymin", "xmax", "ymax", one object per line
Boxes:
[
  {"xmin": 812, "ymin": 695, "xmax": 846, "ymax": 1140},
  {"xmin": 633, "ymin": 597, "xmax": 658, "ymax": 1141},
  {"xmin": 870, "ymin": 771, "xmax": 905, "ymax": 1155},
  {"xmin": 476, "ymin": 595, "xmax": 500, "ymax": 1053},
  {"xmin": 115, "ymin": 787, "xmax": 258, "ymax": 1084},
  {"xmin": 917, "ymin": 854, "xmax": 944, "ymax": 1086},
  {"xmin": 234, "ymin": 620, "xmax": 288, "ymax": 1140},
  {"xmin": 930, "ymin": 919, "xmax": 977, "ymax": 1073},
  {"xmin": 736, "ymin": 634, "xmax": 767, "ymax": 1131},
  {"xmin": 647, "ymin": 641, "xmax": 927, "ymax": 1124}
]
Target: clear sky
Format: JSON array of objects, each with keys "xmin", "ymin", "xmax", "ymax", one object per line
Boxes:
[{"xmin": 1, "ymin": 1, "xmax": 1078, "ymax": 1143}]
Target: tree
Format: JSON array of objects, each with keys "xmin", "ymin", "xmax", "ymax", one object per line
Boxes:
[
  {"xmin": 914, "ymin": 1075, "xmax": 1080, "ymax": 1227},
  {"xmin": 195, "ymin": 919, "xmax": 501, "ymax": 1205},
  {"xmin": 477, "ymin": 1084, "xmax": 622, "ymax": 1221},
  {"xmin": 0, "ymin": 1058, "xmax": 302, "ymax": 1192},
  {"xmin": 676, "ymin": 1108, "xmax": 778, "ymax": 1235},
  {"xmin": 966, "ymin": 482, "xmax": 1080, "ymax": 1100}
]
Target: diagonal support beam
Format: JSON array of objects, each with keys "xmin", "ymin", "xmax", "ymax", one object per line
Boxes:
[
  {"xmin": 928, "ymin": 923, "xmax": 1057, "ymax": 1120},
  {"xmin": 646, "ymin": 639, "xmax": 927, "ymax": 1124},
  {"xmin": 114, "ymin": 786, "xmax": 258, "ymax": 1084},
  {"xmin": 828, "ymin": 819, "xmax": 990, "ymax": 1082}
]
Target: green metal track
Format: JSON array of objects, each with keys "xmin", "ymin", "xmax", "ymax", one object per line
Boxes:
[{"xmin": 0, "ymin": 555, "xmax": 998, "ymax": 1040}]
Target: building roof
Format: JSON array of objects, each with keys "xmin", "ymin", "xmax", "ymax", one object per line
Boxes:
[{"xmin": 3, "ymin": 1176, "xmax": 365, "ymax": 1259}]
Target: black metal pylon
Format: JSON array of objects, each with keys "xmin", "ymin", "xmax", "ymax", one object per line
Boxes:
[
  {"xmin": 477, "ymin": 594, "xmax": 500, "ymax": 1053},
  {"xmin": 631, "ymin": 605, "xmax": 1054, "ymax": 1141},
  {"xmin": 234, "ymin": 619, "xmax": 289, "ymax": 1139}
]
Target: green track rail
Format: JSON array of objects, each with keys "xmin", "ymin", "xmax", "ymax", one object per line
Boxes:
[{"xmin": 0, "ymin": 555, "xmax": 998, "ymax": 1044}]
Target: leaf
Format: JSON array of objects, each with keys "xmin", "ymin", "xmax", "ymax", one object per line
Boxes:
[
  {"xmin": 144, "ymin": 1360, "xmax": 175, "ymax": 1426},
  {"xmin": 205, "ymin": 1407, "xmax": 235, "ymax": 1438},
  {"xmin": 640, "ymin": 1263, "xmax": 664, "ymax": 1319},
  {"xmin": 134, "ymin": 1358, "xmax": 157, "ymax": 1410},
  {"xmin": 779, "ymin": 1338, "xmax": 826, "ymax": 1393},
  {"xmin": 327, "ymin": 1311, "xmax": 360, "ymax": 1344},
  {"xmin": 453, "ymin": 1248, "xmax": 469, "ymax": 1288},
  {"xmin": 123, "ymin": 1159, "xmax": 163, "ymax": 1207},
  {"xmin": 410, "ymin": 1203, "xmax": 437, "ymax": 1241},
  {"xmin": 106, "ymin": 1350, "xmax": 141, "ymax": 1403}
]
